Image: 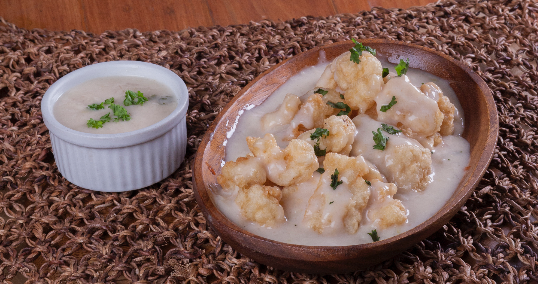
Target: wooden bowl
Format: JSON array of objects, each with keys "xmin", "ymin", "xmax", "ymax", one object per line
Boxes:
[{"xmin": 193, "ymin": 39, "xmax": 498, "ymax": 274}]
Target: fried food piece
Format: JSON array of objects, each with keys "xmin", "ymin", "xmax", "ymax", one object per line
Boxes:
[
  {"xmin": 304, "ymin": 153, "xmax": 371, "ymax": 234},
  {"xmin": 297, "ymin": 115, "xmax": 356, "ymax": 155},
  {"xmin": 332, "ymin": 52, "xmax": 383, "ymax": 91},
  {"xmin": 376, "ymin": 76, "xmax": 443, "ymax": 139},
  {"xmin": 261, "ymin": 94, "xmax": 302, "ymax": 131},
  {"xmin": 235, "ymin": 184, "xmax": 285, "ymax": 227},
  {"xmin": 367, "ymin": 181, "xmax": 407, "ymax": 229},
  {"xmin": 288, "ymin": 93, "xmax": 333, "ymax": 137},
  {"xmin": 420, "ymin": 82, "xmax": 456, "ymax": 136},
  {"xmin": 386, "ymin": 144, "xmax": 432, "ymax": 192},
  {"xmin": 316, "ymin": 64, "xmax": 337, "ymax": 89},
  {"xmin": 217, "ymin": 156, "xmax": 266, "ymax": 191},
  {"xmin": 247, "ymin": 134, "xmax": 318, "ymax": 187},
  {"xmin": 351, "ymin": 114, "xmax": 433, "ymax": 193},
  {"xmin": 330, "ymin": 51, "xmax": 384, "ymax": 113},
  {"xmin": 437, "ymin": 95, "xmax": 456, "ymax": 136}
]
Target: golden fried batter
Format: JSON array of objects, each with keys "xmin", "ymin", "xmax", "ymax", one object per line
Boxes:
[
  {"xmin": 217, "ymin": 156, "xmax": 266, "ymax": 191},
  {"xmin": 247, "ymin": 134, "xmax": 318, "ymax": 186},
  {"xmin": 261, "ymin": 93, "xmax": 302, "ymax": 131},
  {"xmin": 235, "ymin": 184, "xmax": 285, "ymax": 227}
]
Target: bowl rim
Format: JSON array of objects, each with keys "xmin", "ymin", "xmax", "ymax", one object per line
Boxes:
[
  {"xmin": 41, "ymin": 60, "xmax": 189, "ymax": 149},
  {"xmin": 194, "ymin": 39, "xmax": 498, "ymax": 253}
]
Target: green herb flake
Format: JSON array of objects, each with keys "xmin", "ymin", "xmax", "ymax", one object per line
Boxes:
[
  {"xmin": 314, "ymin": 143, "xmax": 326, "ymax": 157},
  {"xmin": 88, "ymin": 103, "xmax": 104, "ymax": 110},
  {"xmin": 382, "ymin": 67, "xmax": 389, "ymax": 78},
  {"xmin": 330, "ymin": 169, "xmax": 343, "ymax": 190},
  {"xmin": 104, "ymin": 97, "xmax": 115, "ymax": 105},
  {"xmin": 124, "ymin": 90, "xmax": 149, "ymax": 106},
  {"xmin": 100, "ymin": 112, "xmax": 111, "ymax": 123},
  {"xmin": 87, "ymin": 118, "xmax": 104, "ymax": 129},
  {"xmin": 315, "ymin": 88, "xmax": 328, "ymax": 96},
  {"xmin": 316, "ymin": 168, "xmax": 325, "ymax": 174},
  {"xmin": 340, "ymin": 93, "xmax": 345, "ymax": 99},
  {"xmin": 88, "ymin": 97, "xmax": 115, "ymax": 110},
  {"xmin": 365, "ymin": 180, "xmax": 371, "ymax": 186},
  {"xmin": 109, "ymin": 103, "xmax": 131, "ymax": 121},
  {"xmin": 381, "ymin": 123, "xmax": 401, "ymax": 134},
  {"xmin": 86, "ymin": 112, "xmax": 112, "ymax": 129},
  {"xmin": 368, "ymin": 229, "xmax": 380, "ymax": 242},
  {"xmin": 380, "ymin": 96, "xmax": 397, "ymax": 112},
  {"xmin": 329, "ymin": 201, "xmax": 334, "ymax": 205},
  {"xmin": 326, "ymin": 101, "xmax": 351, "ymax": 116},
  {"xmin": 395, "ymin": 59, "xmax": 410, "ymax": 77},
  {"xmin": 372, "ymin": 128, "xmax": 388, "ymax": 150},
  {"xmin": 310, "ymin": 128, "xmax": 330, "ymax": 141},
  {"xmin": 349, "ymin": 39, "xmax": 376, "ymax": 64}
]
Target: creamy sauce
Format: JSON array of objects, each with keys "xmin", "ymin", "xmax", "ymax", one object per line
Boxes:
[
  {"xmin": 54, "ymin": 76, "xmax": 177, "ymax": 134},
  {"xmin": 213, "ymin": 53, "xmax": 470, "ymax": 246}
]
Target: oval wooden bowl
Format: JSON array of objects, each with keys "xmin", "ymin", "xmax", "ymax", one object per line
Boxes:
[{"xmin": 193, "ymin": 39, "xmax": 498, "ymax": 274}]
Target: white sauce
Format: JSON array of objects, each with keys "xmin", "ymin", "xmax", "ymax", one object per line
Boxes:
[
  {"xmin": 213, "ymin": 53, "xmax": 470, "ymax": 246},
  {"xmin": 54, "ymin": 76, "xmax": 177, "ymax": 134}
]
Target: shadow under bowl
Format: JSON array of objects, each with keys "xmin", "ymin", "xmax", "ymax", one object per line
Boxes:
[{"xmin": 193, "ymin": 39, "xmax": 498, "ymax": 274}]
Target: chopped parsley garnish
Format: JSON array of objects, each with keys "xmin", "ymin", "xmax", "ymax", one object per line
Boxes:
[
  {"xmin": 349, "ymin": 39, "xmax": 376, "ymax": 64},
  {"xmin": 314, "ymin": 143, "xmax": 326, "ymax": 156},
  {"xmin": 86, "ymin": 113, "xmax": 112, "ymax": 129},
  {"xmin": 372, "ymin": 128, "xmax": 388, "ymax": 150},
  {"xmin": 382, "ymin": 67, "xmax": 389, "ymax": 78},
  {"xmin": 330, "ymin": 169, "xmax": 343, "ymax": 190},
  {"xmin": 315, "ymin": 88, "xmax": 328, "ymax": 96},
  {"xmin": 87, "ymin": 118, "xmax": 104, "ymax": 129},
  {"xmin": 395, "ymin": 59, "xmax": 410, "ymax": 77},
  {"xmin": 368, "ymin": 229, "xmax": 380, "ymax": 242},
  {"xmin": 380, "ymin": 96, "xmax": 397, "ymax": 112},
  {"xmin": 365, "ymin": 180, "xmax": 371, "ymax": 186},
  {"xmin": 88, "ymin": 103, "xmax": 104, "ymax": 110},
  {"xmin": 316, "ymin": 168, "xmax": 325, "ymax": 174},
  {"xmin": 88, "ymin": 97, "xmax": 114, "ymax": 110},
  {"xmin": 124, "ymin": 90, "xmax": 148, "ymax": 106},
  {"xmin": 310, "ymin": 128, "xmax": 330, "ymax": 141},
  {"xmin": 340, "ymin": 93, "xmax": 345, "ymax": 99},
  {"xmin": 108, "ymin": 104, "xmax": 131, "ymax": 121},
  {"xmin": 326, "ymin": 101, "xmax": 351, "ymax": 116},
  {"xmin": 329, "ymin": 201, "xmax": 334, "ymax": 205},
  {"xmin": 381, "ymin": 123, "xmax": 401, "ymax": 134}
]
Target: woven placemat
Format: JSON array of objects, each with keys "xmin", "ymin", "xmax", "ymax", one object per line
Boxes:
[{"xmin": 1, "ymin": 0, "xmax": 537, "ymax": 282}]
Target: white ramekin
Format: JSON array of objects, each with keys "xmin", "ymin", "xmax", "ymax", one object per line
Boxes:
[{"xmin": 41, "ymin": 61, "xmax": 189, "ymax": 192}]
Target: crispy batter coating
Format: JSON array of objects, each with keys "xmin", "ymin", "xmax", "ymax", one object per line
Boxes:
[
  {"xmin": 316, "ymin": 64, "xmax": 337, "ymax": 89},
  {"xmin": 261, "ymin": 94, "xmax": 301, "ymax": 130},
  {"xmin": 323, "ymin": 152, "xmax": 369, "ymax": 181},
  {"xmin": 351, "ymin": 114, "xmax": 433, "ymax": 192},
  {"xmin": 297, "ymin": 115, "xmax": 355, "ymax": 155},
  {"xmin": 217, "ymin": 156, "xmax": 266, "ymax": 191},
  {"xmin": 288, "ymin": 93, "xmax": 333, "ymax": 137},
  {"xmin": 437, "ymin": 95, "xmax": 456, "ymax": 136},
  {"xmin": 247, "ymin": 134, "xmax": 318, "ymax": 186},
  {"xmin": 235, "ymin": 184, "xmax": 285, "ymax": 227},
  {"xmin": 376, "ymin": 76, "xmax": 443, "ymax": 138},
  {"xmin": 367, "ymin": 181, "xmax": 407, "ymax": 229},
  {"xmin": 304, "ymin": 153, "xmax": 371, "ymax": 234},
  {"xmin": 330, "ymin": 51, "xmax": 384, "ymax": 113},
  {"xmin": 344, "ymin": 75, "xmax": 384, "ymax": 113},
  {"xmin": 387, "ymin": 143, "xmax": 432, "ymax": 192},
  {"xmin": 420, "ymin": 82, "xmax": 455, "ymax": 136},
  {"xmin": 332, "ymin": 52, "xmax": 383, "ymax": 91},
  {"xmin": 369, "ymin": 199, "xmax": 407, "ymax": 229}
]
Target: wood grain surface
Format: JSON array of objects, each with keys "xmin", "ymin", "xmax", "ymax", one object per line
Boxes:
[{"xmin": 1, "ymin": 0, "xmax": 437, "ymax": 33}]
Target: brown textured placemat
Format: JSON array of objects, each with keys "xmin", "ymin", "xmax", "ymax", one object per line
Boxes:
[{"xmin": 1, "ymin": 0, "xmax": 537, "ymax": 282}]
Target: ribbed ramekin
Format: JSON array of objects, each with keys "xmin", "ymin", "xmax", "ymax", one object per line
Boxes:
[{"xmin": 41, "ymin": 61, "xmax": 189, "ymax": 192}]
